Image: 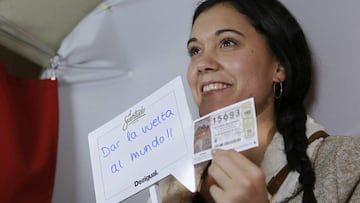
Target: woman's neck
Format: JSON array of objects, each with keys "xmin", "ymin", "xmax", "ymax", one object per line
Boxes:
[{"xmin": 242, "ymin": 106, "xmax": 276, "ymax": 166}]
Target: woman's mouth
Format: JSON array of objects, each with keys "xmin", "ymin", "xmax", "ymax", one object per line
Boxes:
[{"xmin": 202, "ymin": 83, "xmax": 229, "ymax": 93}]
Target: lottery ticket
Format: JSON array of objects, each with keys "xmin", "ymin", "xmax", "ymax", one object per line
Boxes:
[{"xmin": 193, "ymin": 97, "xmax": 258, "ymax": 165}]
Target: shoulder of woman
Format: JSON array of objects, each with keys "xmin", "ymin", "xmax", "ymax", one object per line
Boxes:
[
  {"xmin": 313, "ymin": 135, "xmax": 360, "ymax": 202},
  {"xmin": 316, "ymin": 135, "xmax": 360, "ymax": 159}
]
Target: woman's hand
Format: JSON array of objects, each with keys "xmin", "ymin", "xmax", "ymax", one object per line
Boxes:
[{"xmin": 207, "ymin": 149, "xmax": 269, "ymax": 203}]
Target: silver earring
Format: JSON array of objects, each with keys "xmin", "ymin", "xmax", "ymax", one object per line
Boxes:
[{"xmin": 273, "ymin": 82, "xmax": 283, "ymax": 99}]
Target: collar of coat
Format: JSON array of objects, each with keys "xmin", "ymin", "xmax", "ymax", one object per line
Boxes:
[{"xmin": 261, "ymin": 115, "xmax": 326, "ymax": 202}]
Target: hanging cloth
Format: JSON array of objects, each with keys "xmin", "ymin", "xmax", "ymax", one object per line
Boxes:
[{"xmin": 0, "ymin": 61, "xmax": 59, "ymax": 203}]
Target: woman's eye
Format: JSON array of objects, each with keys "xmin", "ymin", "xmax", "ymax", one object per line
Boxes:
[
  {"xmin": 188, "ymin": 47, "xmax": 201, "ymax": 57},
  {"xmin": 220, "ymin": 38, "xmax": 236, "ymax": 48}
]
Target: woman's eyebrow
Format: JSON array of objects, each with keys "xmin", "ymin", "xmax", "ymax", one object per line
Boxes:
[
  {"xmin": 187, "ymin": 37, "xmax": 197, "ymax": 47},
  {"xmin": 187, "ymin": 28, "xmax": 244, "ymax": 47},
  {"xmin": 215, "ymin": 28, "xmax": 245, "ymax": 36}
]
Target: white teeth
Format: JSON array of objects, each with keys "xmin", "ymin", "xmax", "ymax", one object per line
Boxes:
[{"xmin": 203, "ymin": 83, "xmax": 228, "ymax": 92}]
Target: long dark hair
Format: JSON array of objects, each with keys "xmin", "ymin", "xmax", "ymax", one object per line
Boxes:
[{"xmin": 192, "ymin": 0, "xmax": 315, "ymax": 202}]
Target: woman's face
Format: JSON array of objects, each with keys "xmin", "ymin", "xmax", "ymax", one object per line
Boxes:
[{"xmin": 187, "ymin": 3, "xmax": 285, "ymax": 116}]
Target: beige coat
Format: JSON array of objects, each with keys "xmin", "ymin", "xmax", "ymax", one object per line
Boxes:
[
  {"xmin": 154, "ymin": 118, "xmax": 360, "ymax": 203},
  {"xmin": 267, "ymin": 135, "xmax": 360, "ymax": 203}
]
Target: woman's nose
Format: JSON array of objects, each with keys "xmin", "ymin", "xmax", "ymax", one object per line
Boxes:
[{"xmin": 196, "ymin": 52, "xmax": 220, "ymax": 73}]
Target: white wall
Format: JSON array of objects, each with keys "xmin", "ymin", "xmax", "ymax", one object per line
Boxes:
[
  {"xmin": 281, "ymin": 0, "xmax": 360, "ymax": 136},
  {"xmin": 53, "ymin": 1, "xmax": 360, "ymax": 203}
]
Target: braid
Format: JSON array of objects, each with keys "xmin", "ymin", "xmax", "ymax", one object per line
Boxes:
[
  {"xmin": 268, "ymin": 0, "xmax": 317, "ymax": 201},
  {"xmin": 276, "ymin": 99, "xmax": 316, "ymax": 203}
]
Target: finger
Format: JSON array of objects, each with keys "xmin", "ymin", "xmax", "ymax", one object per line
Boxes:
[
  {"xmin": 209, "ymin": 150, "xmax": 268, "ymax": 203},
  {"xmin": 211, "ymin": 149, "xmax": 262, "ymax": 189},
  {"xmin": 209, "ymin": 184, "xmax": 225, "ymax": 203},
  {"xmin": 226, "ymin": 149, "xmax": 257, "ymax": 170},
  {"xmin": 208, "ymin": 158, "xmax": 232, "ymax": 189},
  {"xmin": 210, "ymin": 150, "xmax": 247, "ymax": 183}
]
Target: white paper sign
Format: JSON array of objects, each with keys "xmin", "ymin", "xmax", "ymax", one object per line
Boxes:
[{"xmin": 88, "ymin": 76, "xmax": 195, "ymax": 203}]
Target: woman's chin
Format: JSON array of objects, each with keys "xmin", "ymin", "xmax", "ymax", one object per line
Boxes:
[{"xmin": 198, "ymin": 101, "xmax": 232, "ymax": 116}]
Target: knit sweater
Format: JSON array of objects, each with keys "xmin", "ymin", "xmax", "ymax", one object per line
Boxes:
[{"xmin": 264, "ymin": 117, "xmax": 360, "ymax": 202}]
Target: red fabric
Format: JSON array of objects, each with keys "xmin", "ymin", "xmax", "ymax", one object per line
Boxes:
[{"xmin": 0, "ymin": 61, "xmax": 59, "ymax": 203}]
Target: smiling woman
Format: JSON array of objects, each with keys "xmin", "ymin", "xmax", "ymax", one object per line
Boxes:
[{"xmin": 154, "ymin": 0, "xmax": 360, "ymax": 203}]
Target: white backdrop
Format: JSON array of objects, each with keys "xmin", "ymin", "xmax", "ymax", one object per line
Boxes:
[
  {"xmin": 52, "ymin": 0, "xmax": 360, "ymax": 202},
  {"xmin": 282, "ymin": 0, "xmax": 360, "ymax": 136}
]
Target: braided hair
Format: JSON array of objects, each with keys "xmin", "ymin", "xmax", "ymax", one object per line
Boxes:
[{"xmin": 192, "ymin": 0, "xmax": 315, "ymax": 202}]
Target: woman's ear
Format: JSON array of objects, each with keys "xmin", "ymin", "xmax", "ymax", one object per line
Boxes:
[{"xmin": 273, "ymin": 64, "xmax": 286, "ymax": 82}]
